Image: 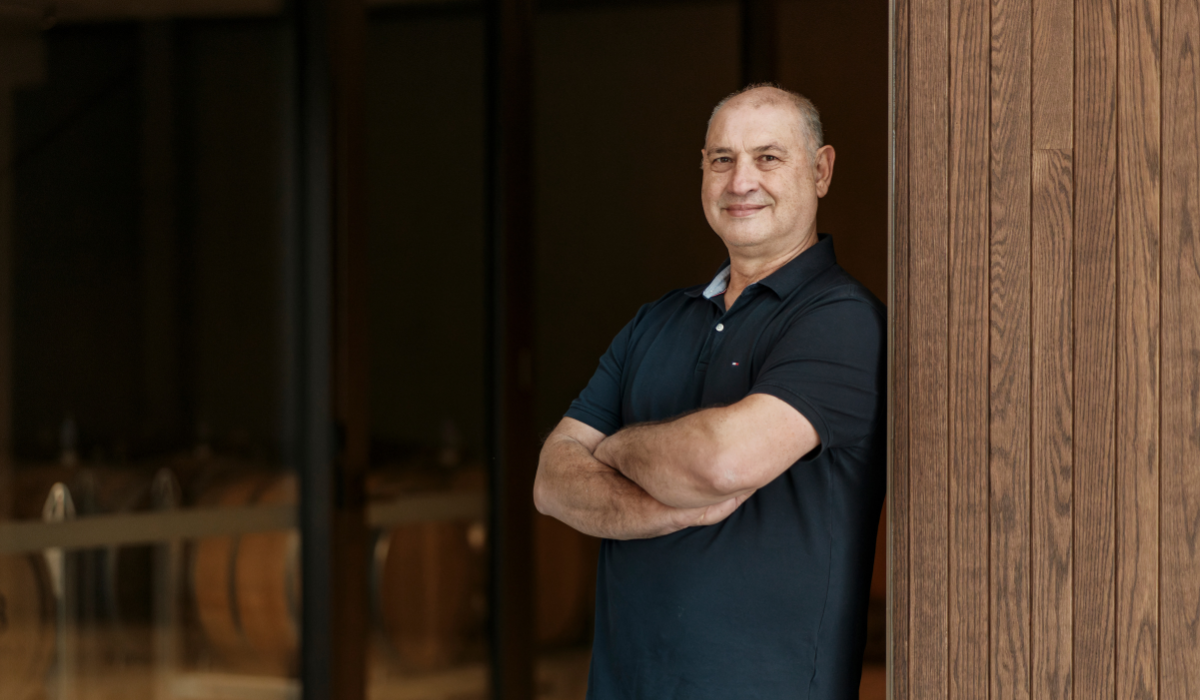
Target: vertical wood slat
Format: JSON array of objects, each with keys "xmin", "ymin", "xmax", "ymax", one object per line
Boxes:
[
  {"xmin": 1032, "ymin": 0, "xmax": 1074, "ymax": 149},
  {"xmin": 1116, "ymin": 0, "xmax": 1162, "ymax": 694},
  {"xmin": 1073, "ymin": 0, "xmax": 1119, "ymax": 695},
  {"xmin": 989, "ymin": 0, "xmax": 1033, "ymax": 695},
  {"xmin": 1161, "ymin": 0, "xmax": 1200, "ymax": 695},
  {"xmin": 948, "ymin": 0, "xmax": 990, "ymax": 697},
  {"xmin": 909, "ymin": 0, "xmax": 950, "ymax": 694},
  {"xmin": 1031, "ymin": 2, "xmax": 1075, "ymax": 699},
  {"xmin": 889, "ymin": 0, "xmax": 912, "ymax": 691},
  {"xmin": 1031, "ymin": 148, "xmax": 1075, "ymax": 700}
]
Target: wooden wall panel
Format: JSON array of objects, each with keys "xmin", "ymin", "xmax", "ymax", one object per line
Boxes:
[
  {"xmin": 948, "ymin": 0, "xmax": 989, "ymax": 697},
  {"xmin": 1116, "ymin": 0, "xmax": 1161, "ymax": 697},
  {"xmin": 1072, "ymin": 0, "xmax": 1118, "ymax": 696},
  {"xmin": 1030, "ymin": 148, "xmax": 1074, "ymax": 700},
  {"xmin": 907, "ymin": 0, "xmax": 949, "ymax": 694},
  {"xmin": 988, "ymin": 0, "xmax": 1032, "ymax": 695},
  {"xmin": 897, "ymin": 0, "xmax": 1196, "ymax": 689},
  {"xmin": 1161, "ymin": 0, "xmax": 1200, "ymax": 695}
]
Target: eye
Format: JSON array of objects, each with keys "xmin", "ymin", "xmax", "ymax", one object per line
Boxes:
[
  {"xmin": 760, "ymin": 155, "xmax": 778, "ymax": 162},
  {"xmin": 713, "ymin": 156, "xmax": 732, "ymax": 163}
]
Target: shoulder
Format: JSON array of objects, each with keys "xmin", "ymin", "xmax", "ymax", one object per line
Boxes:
[
  {"xmin": 624, "ymin": 282, "xmax": 710, "ymax": 330},
  {"xmin": 791, "ymin": 265, "xmax": 885, "ymax": 326}
]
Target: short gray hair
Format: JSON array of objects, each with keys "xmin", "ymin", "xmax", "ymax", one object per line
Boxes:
[{"xmin": 708, "ymin": 83, "xmax": 824, "ymax": 159}]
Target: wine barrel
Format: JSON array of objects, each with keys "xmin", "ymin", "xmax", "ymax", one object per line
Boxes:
[
  {"xmin": 0, "ymin": 554, "xmax": 55, "ymax": 700},
  {"xmin": 372, "ymin": 463, "xmax": 485, "ymax": 671},
  {"xmin": 233, "ymin": 475, "xmax": 299, "ymax": 672},
  {"xmin": 375, "ymin": 519, "xmax": 479, "ymax": 670},
  {"xmin": 12, "ymin": 465, "xmax": 155, "ymax": 661},
  {"xmin": 190, "ymin": 472, "xmax": 292, "ymax": 673}
]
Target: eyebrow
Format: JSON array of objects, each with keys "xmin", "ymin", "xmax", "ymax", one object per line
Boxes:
[{"xmin": 706, "ymin": 143, "xmax": 790, "ymax": 155}]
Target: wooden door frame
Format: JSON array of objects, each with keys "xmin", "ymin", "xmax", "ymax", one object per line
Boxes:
[{"xmin": 885, "ymin": 0, "xmax": 906, "ymax": 696}]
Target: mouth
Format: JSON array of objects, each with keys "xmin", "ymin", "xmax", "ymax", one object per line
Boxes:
[{"xmin": 723, "ymin": 204, "xmax": 768, "ymax": 218}]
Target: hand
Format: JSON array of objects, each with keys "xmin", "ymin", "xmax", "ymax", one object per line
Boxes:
[
  {"xmin": 593, "ymin": 435, "xmax": 616, "ymax": 468},
  {"xmin": 670, "ymin": 489, "xmax": 756, "ymax": 531}
]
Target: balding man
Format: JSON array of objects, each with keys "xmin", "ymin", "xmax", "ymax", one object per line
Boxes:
[{"xmin": 534, "ymin": 84, "xmax": 886, "ymax": 699}]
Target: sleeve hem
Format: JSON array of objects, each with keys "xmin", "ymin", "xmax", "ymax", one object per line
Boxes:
[
  {"xmin": 563, "ymin": 407, "xmax": 619, "ymax": 437},
  {"xmin": 749, "ymin": 383, "xmax": 832, "ymax": 461}
]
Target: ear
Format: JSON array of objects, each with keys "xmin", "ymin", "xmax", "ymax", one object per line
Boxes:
[
  {"xmin": 813, "ymin": 145, "xmax": 836, "ymax": 198},
  {"xmin": 699, "ymin": 148, "xmax": 708, "ymax": 170}
]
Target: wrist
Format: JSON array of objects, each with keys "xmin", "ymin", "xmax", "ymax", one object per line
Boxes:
[{"xmin": 594, "ymin": 434, "xmax": 618, "ymax": 469}]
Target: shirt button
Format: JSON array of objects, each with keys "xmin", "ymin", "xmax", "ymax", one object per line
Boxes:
[{"xmin": 715, "ymin": 323, "xmax": 725, "ymax": 332}]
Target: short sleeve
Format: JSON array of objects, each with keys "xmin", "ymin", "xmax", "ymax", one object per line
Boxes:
[
  {"xmin": 749, "ymin": 292, "xmax": 885, "ymax": 456},
  {"xmin": 563, "ymin": 310, "xmax": 642, "ymax": 436}
]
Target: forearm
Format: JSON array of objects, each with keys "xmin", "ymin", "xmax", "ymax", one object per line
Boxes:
[
  {"xmin": 534, "ymin": 433, "xmax": 740, "ymax": 540},
  {"xmin": 596, "ymin": 410, "xmax": 749, "ymax": 509}
]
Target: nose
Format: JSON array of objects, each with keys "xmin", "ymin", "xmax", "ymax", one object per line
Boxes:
[{"xmin": 728, "ymin": 154, "xmax": 759, "ymax": 196}]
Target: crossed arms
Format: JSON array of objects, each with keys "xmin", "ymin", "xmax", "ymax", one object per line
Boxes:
[{"xmin": 532, "ymin": 393, "xmax": 820, "ymax": 540}]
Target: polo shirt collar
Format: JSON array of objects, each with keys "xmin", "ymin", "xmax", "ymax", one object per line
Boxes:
[{"xmin": 687, "ymin": 233, "xmax": 837, "ymax": 300}]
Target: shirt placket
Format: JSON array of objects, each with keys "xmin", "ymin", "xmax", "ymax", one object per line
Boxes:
[{"xmin": 694, "ymin": 287, "xmax": 755, "ymax": 383}]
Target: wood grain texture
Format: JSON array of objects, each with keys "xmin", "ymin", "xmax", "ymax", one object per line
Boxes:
[
  {"xmin": 1073, "ymin": 0, "xmax": 1119, "ymax": 695},
  {"xmin": 909, "ymin": 0, "xmax": 950, "ymax": 695},
  {"xmin": 948, "ymin": 0, "xmax": 990, "ymax": 698},
  {"xmin": 989, "ymin": 0, "xmax": 1032, "ymax": 695},
  {"xmin": 1116, "ymin": 0, "xmax": 1162, "ymax": 696},
  {"xmin": 1032, "ymin": 0, "xmax": 1074, "ymax": 148},
  {"xmin": 1031, "ymin": 149, "xmax": 1074, "ymax": 700},
  {"xmin": 1161, "ymin": 0, "xmax": 1200, "ymax": 695},
  {"xmin": 890, "ymin": 0, "xmax": 912, "ymax": 694}
]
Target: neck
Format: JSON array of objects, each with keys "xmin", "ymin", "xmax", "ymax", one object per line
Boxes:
[{"xmin": 723, "ymin": 231, "xmax": 818, "ymax": 309}]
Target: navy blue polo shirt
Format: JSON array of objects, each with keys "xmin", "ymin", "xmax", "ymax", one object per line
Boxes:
[{"xmin": 565, "ymin": 234, "xmax": 886, "ymax": 700}]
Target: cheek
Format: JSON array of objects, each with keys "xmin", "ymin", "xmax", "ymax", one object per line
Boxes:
[{"xmin": 700, "ymin": 179, "xmax": 723, "ymax": 208}]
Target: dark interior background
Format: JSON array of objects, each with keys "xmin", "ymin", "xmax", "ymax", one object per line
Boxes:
[{"xmin": 2, "ymin": 0, "xmax": 888, "ymax": 693}]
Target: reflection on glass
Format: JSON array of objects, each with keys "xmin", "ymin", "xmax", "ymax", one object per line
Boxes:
[{"xmin": 0, "ymin": 4, "xmax": 302, "ymax": 698}]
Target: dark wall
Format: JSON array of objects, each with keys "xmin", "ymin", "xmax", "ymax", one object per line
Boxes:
[
  {"xmin": 366, "ymin": 12, "xmax": 487, "ymax": 457},
  {"xmin": 779, "ymin": 0, "xmax": 890, "ymax": 302},
  {"xmin": 13, "ymin": 25, "xmax": 143, "ymax": 458},
  {"xmin": 10, "ymin": 21, "xmax": 289, "ymax": 461},
  {"xmin": 184, "ymin": 21, "xmax": 288, "ymax": 457},
  {"xmin": 533, "ymin": 1, "xmax": 739, "ymax": 437}
]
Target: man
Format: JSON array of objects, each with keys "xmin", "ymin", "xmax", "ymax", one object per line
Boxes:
[{"xmin": 533, "ymin": 84, "xmax": 886, "ymax": 699}]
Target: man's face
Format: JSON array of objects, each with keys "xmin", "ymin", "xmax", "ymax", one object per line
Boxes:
[{"xmin": 701, "ymin": 97, "xmax": 833, "ymax": 253}]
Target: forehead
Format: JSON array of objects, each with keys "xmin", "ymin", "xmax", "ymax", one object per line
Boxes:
[{"xmin": 705, "ymin": 99, "xmax": 804, "ymax": 150}]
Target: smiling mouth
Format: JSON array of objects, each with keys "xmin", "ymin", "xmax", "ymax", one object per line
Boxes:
[{"xmin": 724, "ymin": 204, "xmax": 767, "ymax": 217}]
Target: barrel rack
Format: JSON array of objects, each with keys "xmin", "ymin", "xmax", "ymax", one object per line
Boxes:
[{"xmin": 0, "ymin": 473, "xmax": 486, "ymax": 700}]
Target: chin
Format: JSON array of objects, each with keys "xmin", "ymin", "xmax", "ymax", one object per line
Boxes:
[{"xmin": 716, "ymin": 224, "xmax": 775, "ymax": 249}]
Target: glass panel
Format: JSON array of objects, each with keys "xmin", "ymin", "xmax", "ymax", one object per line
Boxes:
[
  {"xmin": 365, "ymin": 5, "xmax": 492, "ymax": 698},
  {"xmin": 0, "ymin": 6, "xmax": 301, "ymax": 699}
]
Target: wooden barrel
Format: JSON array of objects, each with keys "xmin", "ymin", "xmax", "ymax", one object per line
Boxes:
[
  {"xmin": 233, "ymin": 475, "xmax": 299, "ymax": 672},
  {"xmin": 372, "ymin": 463, "xmax": 485, "ymax": 671},
  {"xmin": 190, "ymin": 471, "xmax": 294, "ymax": 674},
  {"xmin": 376, "ymin": 518, "xmax": 479, "ymax": 670},
  {"xmin": 12, "ymin": 465, "xmax": 155, "ymax": 661},
  {"xmin": 0, "ymin": 554, "xmax": 55, "ymax": 700}
]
